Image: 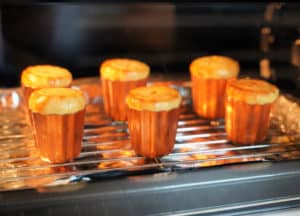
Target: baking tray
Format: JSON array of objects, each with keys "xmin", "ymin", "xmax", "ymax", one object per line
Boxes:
[{"xmin": 1, "ymin": 77, "xmax": 300, "ymax": 192}]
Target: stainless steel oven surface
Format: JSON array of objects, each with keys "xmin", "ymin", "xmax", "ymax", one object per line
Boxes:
[{"xmin": 2, "ymin": 2, "xmax": 300, "ymax": 216}]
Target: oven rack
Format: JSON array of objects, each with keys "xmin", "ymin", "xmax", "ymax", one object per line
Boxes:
[{"xmin": 0, "ymin": 81, "xmax": 300, "ymax": 192}]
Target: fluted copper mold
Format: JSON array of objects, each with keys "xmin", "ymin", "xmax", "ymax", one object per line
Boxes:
[
  {"xmin": 191, "ymin": 75, "xmax": 233, "ymax": 119},
  {"xmin": 31, "ymin": 109, "xmax": 85, "ymax": 163},
  {"xmin": 101, "ymin": 78, "xmax": 147, "ymax": 121},
  {"xmin": 127, "ymin": 107, "xmax": 180, "ymax": 158},
  {"xmin": 22, "ymin": 85, "xmax": 35, "ymax": 126},
  {"xmin": 225, "ymin": 100, "xmax": 272, "ymax": 145},
  {"xmin": 22, "ymin": 85, "xmax": 34, "ymax": 109}
]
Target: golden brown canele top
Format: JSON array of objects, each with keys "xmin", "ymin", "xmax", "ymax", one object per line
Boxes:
[
  {"xmin": 100, "ymin": 58, "xmax": 150, "ymax": 81},
  {"xmin": 190, "ymin": 55, "xmax": 239, "ymax": 79},
  {"xmin": 126, "ymin": 86, "xmax": 182, "ymax": 111},
  {"xmin": 21, "ymin": 65, "xmax": 72, "ymax": 89},
  {"xmin": 29, "ymin": 88, "xmax": 86, "ymax": 115},
  {"xmin": 226, "ymin": 78, "xmax": 279, "ymax": 105}
]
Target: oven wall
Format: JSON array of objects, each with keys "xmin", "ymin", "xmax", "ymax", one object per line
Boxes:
[{"xmin": 1, "ymin": 2, "xmax": 300, "ymax": 95}]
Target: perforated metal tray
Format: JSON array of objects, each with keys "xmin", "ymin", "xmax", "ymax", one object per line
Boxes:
[{"xmin": 0, "ymin": 77, "xmax": 300, "ymax": 192}]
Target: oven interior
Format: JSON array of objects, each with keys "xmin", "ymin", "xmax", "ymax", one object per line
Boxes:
[
  {"xmin": 2, "ymin": 2, "xmax": 300, "ymax": 216},
  {"xmin": 2, "ymin": 2, "xmax": 300, "ymax": 96}
]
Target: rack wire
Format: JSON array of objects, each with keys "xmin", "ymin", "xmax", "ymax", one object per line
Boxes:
[{"xmin": 0, "ymin": 78, "xmax": 300, "ymax": 192}]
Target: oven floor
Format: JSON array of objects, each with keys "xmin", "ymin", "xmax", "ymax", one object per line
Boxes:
[{"xmin": 2, "ymin": 160, "xmax": 300, "ymax": 215}]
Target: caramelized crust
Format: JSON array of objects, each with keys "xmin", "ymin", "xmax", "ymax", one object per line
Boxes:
[
  {"xmin": 21, "ymin": 65, "xmax": 72, "ymax": 89},
  {"xmin": 100, "ymin": 58, "xmax": 150, "ymax": 81},
  {"xmin": 190, "ymin": 55, "xmax": 239, "ymax": 79},
  {"xmin": 226, "ymin": 79, "xmax": 279, "ymax": 105},
  {"xmin": 126, "ymin": 86, "xmax": 181, "ymax": 111},
  {"xmin": 29, "ymin": 88, "xmax": 86, "ymax": 115}
]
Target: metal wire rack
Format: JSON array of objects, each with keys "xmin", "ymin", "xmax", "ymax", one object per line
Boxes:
[{"xmin": 0, "ymin": 78, "xmax": 300, "ymax": 192}]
